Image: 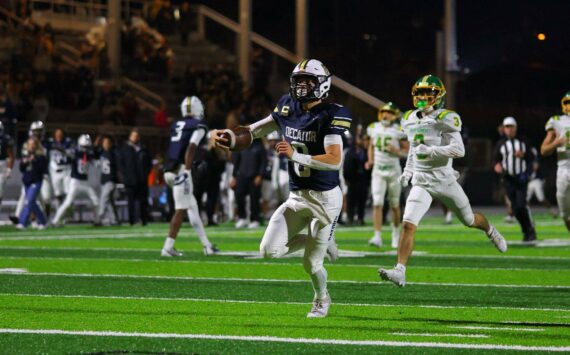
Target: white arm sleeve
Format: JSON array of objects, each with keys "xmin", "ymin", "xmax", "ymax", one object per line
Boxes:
[
  {"xmin": 290, "ymin": 134, "xmax": 343, "ymax": 171},
  {"xmin": 189, "ymin": 128, "xmax": 206, "ymax": 145},
  {"xmin": 403, "ymin": 145, "xmax": 415, "ymax": 174},
  {"xmin": 430, "ymin": 131, "xmax": 465, "ymax": 159},
  {"xmin": 249, "ymin": 115, "xmax": 279, "ymax": 139}
]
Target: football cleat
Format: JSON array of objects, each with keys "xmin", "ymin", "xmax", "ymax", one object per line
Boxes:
[
  {"xmin": 379, "ymin": 264, "xmax": 406, "ymax": 287},
  {"xmin": 504, "ymin": 215, "xmax": 514, "ymax": 223},
  {"xmin": 203, "ymin": 244, "xmax": 220, "ymax": 256},
  {"xmin": 368, "ymin": 236, "xmax": 382, "ymax": 248},
  {"xmin": 326, "ymin": 237, "xmax": 339, "ymax": 262},
  {"xmin": 9, "ymin": 216, "xmax": 19, "ymax": 225},
  {"xmin": 161, "ymin": 248, "xmax": 183, "ymax": 257},
  {"xmin": 444, "ymin": 211, "xmax": 453, "ymax": 224},
  {"xmin": 235, "ymin": 219, "xmax": 247, "ymax": 229},
  {"xmin": 15, "ymin": 224, "xmax": 25, "ymax": 230},
  {"xmin": 307, "ymin": 293, "xmax": 331, "ymax": 318},
  {"xmin": 248, "ymin": 221, "xmax": 260, "ymax": 228},
  {"xmin": 487, "ymin": 225, "xmax": 507, "ymax": 253}
]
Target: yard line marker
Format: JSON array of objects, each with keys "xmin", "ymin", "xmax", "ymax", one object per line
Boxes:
[
  {"xmin": 0, "ymin": 255, "xmax": 566, "ymax": 272},
  {"xmin": 0, "ymin": 233, "xmax": 157, "ymax": 241},
  {"xmin": 0, "ymin": 268, "xmax": 27, "ymax": 273},
  {"xmin": 0, "ymin": 329, "xmax": 568, "ymax": 351},
  {"xmin": 2, "ymin": 292, "xmax": 570, "ymax": 314},
  {"xmin": 450, "ymin": 326, "xmax": 544, "ymax": 332},
  {"xmin": 391, "ymin": 332, "xmax": 489, "ymax": 338},
  {"xmin": 1, "ymin": 271, "xmax": 569, "ymax": 289}
]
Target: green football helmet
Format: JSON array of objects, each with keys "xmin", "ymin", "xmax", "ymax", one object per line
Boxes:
[
  {"xmin": 562, "ymin": 91, "xmax": 570, "ymax": 114},
  {"xmin": 377, "ymin": 101, "xmax": 401, "ymax": 125},
  {"xmin": 412, "ymin": 75, "xmax": 446, "ymax": 111}
]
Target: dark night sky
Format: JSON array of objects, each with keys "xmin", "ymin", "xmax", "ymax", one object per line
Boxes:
[{"xmin": 193, "ymin": 0, "xmax": 569, "ymax": 142}]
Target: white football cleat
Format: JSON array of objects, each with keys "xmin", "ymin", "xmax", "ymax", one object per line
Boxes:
[
  {"xmin": 444, "ymin": 211, "xmax": 453, "ymax": 224},
  {"xmin": 307, "ymin": 294, "xmax": 331, "ymax": 318},
  {"xmin": 15, "ymin": 224, "xmax": 25, "ymax": 230},
  {"xmin": 487, "ymin": 225, "xmax": 507, "ymax": 253},
  {"xmin": 379, "ymin": 264, "xmax": 406, "ymax": 287},
  {"xmin": 248, "ymin": 221, "xmax": 260, "ymax": 228},
  {"xmin": 504, "ymin": 215, "xmax": 514, "ymax": 223},
  {"xmin": 368, "ymin": 236, "xmax": 382, "ymax": 248},
  {"xmin": 326, "ymin": 238, "xmax": 339, "ymax": 262},
  {"xmin": 235, "ymin": 219, "xmax": 248, "ymax": 229},
  {"xmin": 161, "ymin": 248, "xmax": 183, "ymax": 257},
  {"xmin": 203, "ymin": 244, "xmax": 220, "ymax": 256}
]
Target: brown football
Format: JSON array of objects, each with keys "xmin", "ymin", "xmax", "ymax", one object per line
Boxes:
[{"xmin": 220, "ymin": 126, "xmax": 252, "ymax": 151}]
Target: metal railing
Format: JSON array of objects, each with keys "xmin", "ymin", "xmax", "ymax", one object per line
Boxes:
[{"xmin": 197, "ymin": 5, "xmax": 384, "ymax": 110}]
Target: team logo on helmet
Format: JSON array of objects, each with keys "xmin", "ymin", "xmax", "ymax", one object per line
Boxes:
[
  {"xmin": 289, "ymin": 59, "xmax": 332, "ymax": 103},
  {"xmin": 411, "ymin": 75, "xmax": 446, "ymax": 111}
]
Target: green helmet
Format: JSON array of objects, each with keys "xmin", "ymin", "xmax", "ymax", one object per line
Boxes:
[
  {"xmin": 562, "ymin": 91, "xmax": 570, "ymax": 114},
  {"xmin": 412, "ymin": 75, "xmax": 446, "ymax": 111},
  {"xmin": 377, "ymin": 101, "xmax": 401, "ymax": 120}
]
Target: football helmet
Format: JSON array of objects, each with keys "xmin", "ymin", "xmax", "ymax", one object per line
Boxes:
[
  {"xmin": 29, "ymin": 120, "xmax": 45, "ymax": 139},
  {"xmin": 78, "ymin": 134, "xmax": 92, "ymax": 148},
  {"xmin": 290, "ymin": 59, "xmax": 332, "ymax": 103},
  {"xmin": 411, "ymin": 75, "xmax": 446, "ymax": 111},
  {"xmin": 378, "ymin": 102, "xmax": 401, "ymax": 126},
  {"xmin": 180, "ymin": 96, "xmax": 204, "ymax": 120},
  {"xmin": 562, "ymin": 91, "xmax": 570, "ymax": 114}
]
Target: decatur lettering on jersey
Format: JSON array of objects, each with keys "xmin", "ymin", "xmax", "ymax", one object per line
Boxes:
[{"xmin": 285, "ymin": 127, "xmax": 317, "ymax": 143}]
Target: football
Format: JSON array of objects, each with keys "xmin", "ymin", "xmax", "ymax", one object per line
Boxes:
[{"xmin": 219, "ymin": 126, "xmax": 252, "ymax": 151}]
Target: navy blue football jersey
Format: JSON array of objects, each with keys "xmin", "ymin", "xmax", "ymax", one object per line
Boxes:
[
  {"xmin": 0, "ymin": 133, "xmax": 14, "ymax": 160},
  {"xmin": 70, "ymin": 148, "xmax": 99, "ymax": 180},
  {"xmin": 271, "ymin": 94, "xmax": 351, "ymax": 191},
  {"xmin": 100, "ymin": 148, "xmax": 118, "ymax": 184},
  {"xmin": 45, "ymin": 137, "xmax": 74, "ymax": 167},
  {"xmin": 165, "ymin": 116, "xmax": 208, "ymax": 171}
]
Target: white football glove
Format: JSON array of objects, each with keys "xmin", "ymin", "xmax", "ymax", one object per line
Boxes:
[
  {"xmin": 398, "ymin": 171, "xmax": 413, "ymax": 188},
  {"xmin": 3, "ymin": 168, "xmax": 11, "ymax": 178},
  {"xmin": 415, "ymin": 144, "xmax": 434, "ymax": 158}
]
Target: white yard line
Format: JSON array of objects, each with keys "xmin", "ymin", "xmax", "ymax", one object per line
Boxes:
[
  {"xmin": 450, "ymin": 326, "xmax": 545, "ymax": 332},
  {"xmin": 0, "ymin": 255, "xmax": 565, "ymax": 272},
  {"xmin": 2, "ymin": 292, "xmax": 570, "ymax": 314},
  {"xmin": 2, "ymin": 271, "xmax": 569, "ymax": 289},
  {"xmin": 0, "ymin": 328, "xmax": 568, "ymax": 351},
  {"xmin": 391, "ymin": 332, "xmax": 489, "ymax": 338}
]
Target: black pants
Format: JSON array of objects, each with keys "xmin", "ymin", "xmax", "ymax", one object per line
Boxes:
[
  {"xmin": 194, "ymin": 178, "xmax": 221, "ymax": 224},
  {"xmin": 125, "ymin": 185, "xmax": 149, "ymax": 226},
  {"xmin": 235, "ymin": 177, "xmax": 261, "ymax": 222},
  {"xmin": 347, "ymin": 181, "xmax": 368, "ymax": 224},
  {"xmin": 504, "ymin": 178, "xmax": 536, "ymax": 240}
]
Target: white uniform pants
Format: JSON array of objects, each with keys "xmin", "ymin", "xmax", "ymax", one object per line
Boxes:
[
  {"xmin": 260, "ymin": 186, "xmax": 342, "ymax": 275},
  {"xmin": 371, "ymin": 170, "xmax": 401, "ymax": 208},
  {"xmin": 403, "ymin": 170, "xmax": 475, "ymax": 227},
  {"xmin": 52, "ymin": 178, "xmax": 99, "ymax": 224},
  {"xmin": 557, "ymin": 169, "xmax": 570, "ymax": 221},
  {"xmin": 50, "ymin": 166, "xmax": 71, "ymax": 197},
  {"xmin": 98, "ymin": 181, "xmax": 118, "ymax": 224}
]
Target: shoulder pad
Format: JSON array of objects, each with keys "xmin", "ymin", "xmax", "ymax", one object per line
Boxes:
[
  {"xmin": 402, "ymin": 110, "xmax": 414, "ymax": 121},
  {"xmin": 552, "ymin": 115, "xmax": 560, "ymax": 121},
  {"xmin": 273, "ymin": 95, "xmax": 293, "ymax": 117}
]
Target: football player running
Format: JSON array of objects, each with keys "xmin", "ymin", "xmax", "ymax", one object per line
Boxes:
[
  {"xmin": 45, "ymin": 129, "xmax": 74, "ymax": 209},
  {"xmin": 540, "ymin": 91, "xmax": 570, "ymax": 232},
  {"xmin": 379, "ymin": 75, "xmax": 507, "ymax": 287},
  {"xmin": 162, "ymin": 96, "xmax": 219, "ymax": 257},
  {"xmin": 365, "ymin": 102, "xmax": 408, "ymax": 248},
  {"xmin": 213, "ymin": 59, "xmax": 348, "ymax": 318}
]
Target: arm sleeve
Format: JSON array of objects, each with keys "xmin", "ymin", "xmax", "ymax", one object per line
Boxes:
[
  {"xmin": 189, "ymin": 128, "xmax": 206, "ymax": 146},
  {"xmin": 289, "ymin": 134, "xmax": 343, "ymax": 171},
  {"xmin": 250, "ymin": 115, "xmax": 279, "ymax": 139},
  {"xmin": 429, "ymin": 131, "xmax": 465, "ymax": 159}
]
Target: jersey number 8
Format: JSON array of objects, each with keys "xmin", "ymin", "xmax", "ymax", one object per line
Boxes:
[{"xmin": 291, "ymin": 141, "xmax": 311, "ymax": 177}]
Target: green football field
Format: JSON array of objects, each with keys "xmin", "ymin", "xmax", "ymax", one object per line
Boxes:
[{"xmin": 0, "ymin": 213, "xmax": 569, "ymax": 354}]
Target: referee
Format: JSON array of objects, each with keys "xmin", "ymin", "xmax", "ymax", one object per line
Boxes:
[{"xmin": 493, "ymin": 117, "xmax": 537, "ymax": 242}]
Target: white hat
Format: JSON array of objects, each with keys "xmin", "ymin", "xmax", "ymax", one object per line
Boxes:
[{"xmin": 503, "ymin": 116, "xmax": 517, "ymax": 126}]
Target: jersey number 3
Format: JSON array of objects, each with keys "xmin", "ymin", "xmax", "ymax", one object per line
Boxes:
[
  {"xmin": 291, "ymin": 141, "xmax": 311, "ymax": 177},
  {"xmin": 171, "ymin": 121, "xmax": 186, "ymax": 142}
]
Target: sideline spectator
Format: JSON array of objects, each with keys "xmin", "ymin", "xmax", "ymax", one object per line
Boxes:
[{"xmin": 17, "ymin": 136, "xmax": 48, "ymax": 229}]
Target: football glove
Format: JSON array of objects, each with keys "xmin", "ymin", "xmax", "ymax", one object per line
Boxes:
[
  {"xmin": 415, "ymin": 144, "xmax": 434, "ymax": 158},
  {"xmin": 398, "ymin": 171, "xmax": 413, "ymax": 188}
]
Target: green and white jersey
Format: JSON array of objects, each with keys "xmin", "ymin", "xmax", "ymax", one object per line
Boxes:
[
  {"xmin": 367, "ymin": 122, "xmax": 406, "ymax": 175},
  {"xmin": 401, "ymin": 108, "xmax": 462, "ymax": 172},
  {"xmin": 545, "ymin": 114, "xmax": 570, "ymax": 171}
]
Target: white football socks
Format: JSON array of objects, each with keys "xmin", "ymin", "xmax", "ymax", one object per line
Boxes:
[
  {"xmin": 311, "ymin": 268, "xmax": 328, "ymax": 300},
  {"xmin": 163, "ymin": 237, "xmax": 175, "ymax": 250},
  {"xmin": 374, "ymin": 230, "xmax": 381, "ymax": 239},
  {"xmin": 187, "ymin": 208, "xmax": 212, "ymax": 248}
]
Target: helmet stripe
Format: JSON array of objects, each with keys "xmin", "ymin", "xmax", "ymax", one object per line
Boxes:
[{"xmin": 300, "ymin": 59, "xmax": 309, "ymax": 70}]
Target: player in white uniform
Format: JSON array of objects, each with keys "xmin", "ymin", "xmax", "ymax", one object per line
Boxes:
[
  {"xmin": 46, "ymin": 129, "xmax": 74, "ymax": 209},
  {"xmin": 379, "ymin": 75, "xmax": 507, "ymax": 287},
  {"xmin": 540, "ymin": 91, "xmax": 570, "ymax": 232},
  {"xmin": 365, "ymin": 102, "xmax": 408, "ymax": 248}
]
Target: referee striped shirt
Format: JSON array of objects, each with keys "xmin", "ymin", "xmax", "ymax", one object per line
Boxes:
[{"xmin": 493, "ymin": 137, "xmax": 533, "ymax": 176}]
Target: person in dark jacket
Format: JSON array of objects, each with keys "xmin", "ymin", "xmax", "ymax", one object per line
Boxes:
[
  {"xmin": 17, "ymin": 137, "xmax": 48, "ymax": 229},
  {"xmin": 231, "ymin": 138, "xmax": 267, "ymax": 228},
  {"xmin": 343, "ymin": 134, "xmax": 370, "ymax": 225},
  {"xmin": 118, "ymin": 129, "xmax": 152, "ymax": 226}
]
